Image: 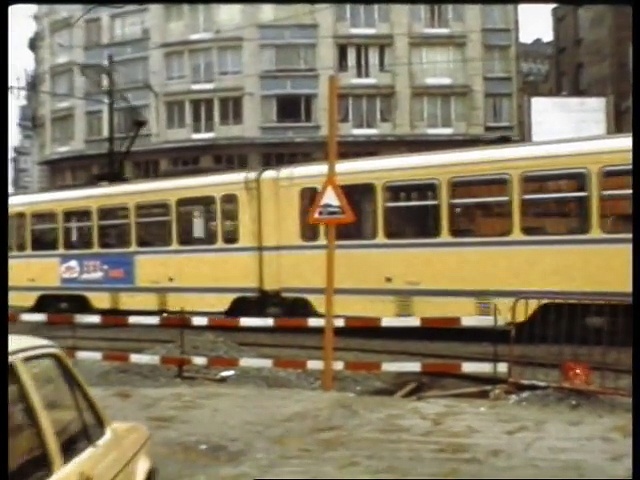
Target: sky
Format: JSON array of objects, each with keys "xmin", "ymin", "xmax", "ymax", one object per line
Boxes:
[{"xmin": 7, "ymin": 3, "xmax": 556, "ymax": 189}]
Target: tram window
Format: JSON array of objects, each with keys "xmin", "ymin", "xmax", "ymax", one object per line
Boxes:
[
  {"xmin": 449, "ymin": 175, "xmax": 512, "ymax": 237},
  {"xmin": 177, "ymin": 196, "xmax": 217, "ymax": 246},
  {"xmin": 599, "ymin": 166, "xmax": 632, "ymax": 234},
  {"xmin": 31, "ymin": 212, "xmax": 58, "ymax": 251},
  {"xmin": 63, "ymin": 210, "xmax": 93, "ymax": 250},
  {"xmin": 299, "ymin": 187, "xmax": 319, "ymax": 242},
  {"xmin": 521, "ymin": 170, "xmax": 589, "ymax": 236},
  {"xmin": 135, "ymin": 203, "xmax": 172, "ymax": 248},
  {"xmin": 98, "ymin": 206, "xmax": 131, "ymax": 249},
  {"xmin": 384, "ymin": 181, "xmax": 440, "ymax": 239},
  {"xmin": 337, "ymin": 183, "xmax": 377, "ymax": 241},
  {"xmin": 9, "ymin": 213, "xmax": 26, "ymax": 253},
  {"xmin": 221, "ymin": 194, "xmax": 239, "ymax": 244}
]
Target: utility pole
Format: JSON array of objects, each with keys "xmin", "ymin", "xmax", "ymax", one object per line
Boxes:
[{"xmin": 106, "ymin": 54, "xmax": 116, "ymax": 179}]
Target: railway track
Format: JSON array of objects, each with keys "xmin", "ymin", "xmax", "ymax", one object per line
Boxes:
[{"xmin": 9, "ymin": 322, "xmax": 632, "ymax": 374}]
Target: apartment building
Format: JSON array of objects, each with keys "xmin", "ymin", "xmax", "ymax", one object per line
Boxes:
[
  {"xmin": 10, "ymin": 70, "xmax": 41, "ymax": 194},
  {"xmin": 33, "ymin": 4, "xmax": 519, "ymax": 190},
  {"xmin": 516, "ymin": 38, "xmax": 554, "ymax": 135},
  {"xmin": 549, "ymin": 5, "xmax": 632, "ymax": 133}
]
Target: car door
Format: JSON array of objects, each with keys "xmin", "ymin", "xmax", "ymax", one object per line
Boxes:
[
  {"xmin": 17, "ymin": 352, "xmax": 142, "ymax": 480},
  {"xmin": 9, "ymin": 364, "xmax": 54, "ymax": 480}
]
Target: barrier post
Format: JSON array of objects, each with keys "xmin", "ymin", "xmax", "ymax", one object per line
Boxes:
[{"xmin": 176, "ymin": 309, "xmax": 186, "ymax": 379}]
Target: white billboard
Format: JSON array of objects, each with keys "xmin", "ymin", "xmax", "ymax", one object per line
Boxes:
[{"xmin": 528, "ymin": 96, "xmax": 609, "ymax": 142}]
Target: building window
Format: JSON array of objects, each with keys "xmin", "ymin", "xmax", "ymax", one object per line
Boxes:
[
  {"xmin": 219, "ymin": 97, "xmax": 243, "ymax": 126},
  {"xmin": 190, "ymin": 99, "xmax": 214, "ymax": 133},
  {"xmin": 111, "ymin": 12, "xmax": 147, "ymax": 42},
  {"xmin": 485, "ymin": 95, "xmax": 512, "ymax": 125},
  {"xmin": 51, "ymin": 70, "xmax": 73, "ymax": 104},
  {"xmin": 51, "ymin": 115, "xmax": 74, "ymax": 148},
  {"xmin": 338, "ymin": 4, "xmax": 389, "ymax": 29},
  {"xmin": 165, "ymin": 101, "xmax": 186, "ymax": 130},
  {"xmin": 117, "ymin": 58, "xmax": 149, "ymax": 87},
  {"xmin": 165, "ymin": 52, "xmax": 185, "ymax": 81},
  {"xmin": 217, "ymin": 46, "xmax": 242, "ymax": 76},
  {"xmin": 170, "ymin": 157, "xmax": 200, "ymax": 170},
  {"xmin": 213, "ymin": 154, "xmax": 248, "ymax": 170},
  {"xmin": 484, "ymin": 47, "xmax": 511, "ymax": 76},
  {"xmin": 483, "ymin": 5, "xmax": 510, "ymax": 28},
  {"xmin": 84, "ymin": 19, "xmax": 102, "ymax": 47},
  {"xmin": 411, "ymin": 46, "xmax": 464, "ymax": 80},
  {"xmin": 261, "ymin": 45, "xmax": 316, "ymax": 73},
  {"xmin": 188, "ymin": 4, "xmax": 212, "ymax": 34},
  {"xmin": 85, "ymin": 111, "xmax": 103, "ymax": 138},
  {"xmin": 411, "ymin": 95, "xmax": 467, "ymax": 129},
  {"xmin": 114, "ymin": 108, "xmax": 144, "ymax": 135},
  {"xmin": 189, "ymin": 49, "xmax": 214, "ymax": 84},
  {"xmin": 132, "ymin": 160, "xmax": 159, "ymax": 179},
  {"xmin": 262, "ymin": 152, "xmax": 313, "ymax": 167},
  {"xmin": 411, "ymin": 5, "xmax": 464, "ymax": 29},
  {"xmin": 82, "ymin": 68, "xmax": 104, "ymax": 95},
  {"xmin": 165, "ymin": 4, "xmax": 184, "ymax": 24},
  {"xmin": 337, "ymin": 44, "xmax": 390, "ymax": 77},
  {"xmin": 261, "ymin": 95, "xmax": 315, "ymax": 124},
  {"xmin": 338, "ymin": 95, "xmax": 392, "ymax": 129},
  {"xmin": 50, "ymin": 27, "xmax": 72, "ymax": 62},
  {"xmin": 217, "ymin": 4, "xmax": 243, "ymax": 26}
]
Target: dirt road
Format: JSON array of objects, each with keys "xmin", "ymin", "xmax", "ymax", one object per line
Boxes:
[{"xmin": 87, "ymin": 371, "xmax": 631, "ymax": 479}]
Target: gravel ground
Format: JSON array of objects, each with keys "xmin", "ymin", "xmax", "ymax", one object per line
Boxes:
[
  {"xmin": 67, "ymin": 332, "xmax": 632, "ymax": 479},
  {"xmin": 87, "ymin": 375, "xmax": 632, "ymax": 479}
]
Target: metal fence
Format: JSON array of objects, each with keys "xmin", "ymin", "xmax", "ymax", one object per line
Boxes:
[{"xmin": 508, "ymin": 294, "xmax": 632, "ymax": 396}]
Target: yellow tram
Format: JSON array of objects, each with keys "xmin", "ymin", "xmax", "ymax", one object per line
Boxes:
[{"xmin": 9, "ymin": 134, "xmax": 632, "ymax": 324}]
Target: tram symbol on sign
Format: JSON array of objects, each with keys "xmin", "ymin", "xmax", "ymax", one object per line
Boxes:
[{"xmin": 308, "ymin": 177, "xmax": 356, "ymax": 225}]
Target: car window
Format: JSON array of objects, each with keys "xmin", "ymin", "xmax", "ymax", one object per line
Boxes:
[
  {"xmin": 9, "ymin": 365, "xmax": 51, "ymax": 480},
  {"xmin": 22, "ymin": 355, "xmax": 106, "ymax": 465}
]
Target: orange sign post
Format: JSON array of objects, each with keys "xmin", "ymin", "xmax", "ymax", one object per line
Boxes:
[{"xmin": 308, "ymin": 74, "xmax": 356, "ymax": 392}]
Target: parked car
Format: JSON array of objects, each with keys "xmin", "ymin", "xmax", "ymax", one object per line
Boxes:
[{"xmin": 9, "ymin": 334, "xmax": 157, "ymax": 480}]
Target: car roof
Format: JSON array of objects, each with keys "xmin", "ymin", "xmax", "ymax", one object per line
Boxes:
[{"xmin": 9, "ymin": 334, "xmax": 57, "ymax": 356}]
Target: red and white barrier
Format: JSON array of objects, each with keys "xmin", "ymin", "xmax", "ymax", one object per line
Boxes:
[
  {"xmin": 66, "ymin": 349, "xmax": 509, "ymax": 375},
  {"xmin": 9, "ymin": 312, "xmax": 503, "ymax": 329}
]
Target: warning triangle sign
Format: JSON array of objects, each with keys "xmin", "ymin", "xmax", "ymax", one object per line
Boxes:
[{"xmin": 307, "ymin": 177, "xmax": 357, "ymax": 225}]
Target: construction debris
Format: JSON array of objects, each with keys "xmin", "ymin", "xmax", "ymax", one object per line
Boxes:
[{"xmin": 393, "ymin": 381, "xmax": 421, "ymax": 398}]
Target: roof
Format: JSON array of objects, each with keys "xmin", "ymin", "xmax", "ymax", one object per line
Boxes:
[
  {"xmin": 8, "ymin": 134, "xmax": 632, "ymax": 208},
  {"xmin": 9, "ymin": 334, "xmax": 57, "ymax": 355}
]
